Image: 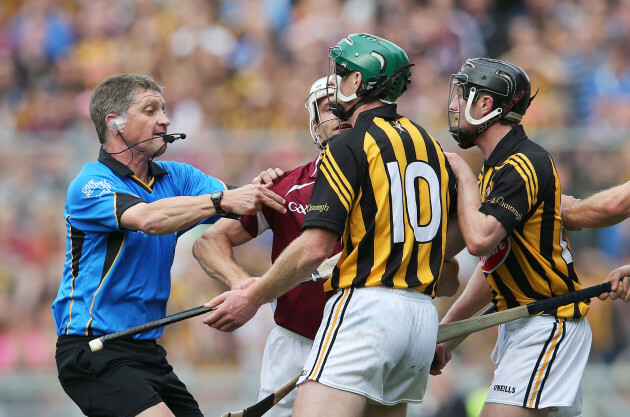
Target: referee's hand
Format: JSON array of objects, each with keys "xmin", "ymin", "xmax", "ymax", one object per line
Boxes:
[{"xmin": 222, "ymin": 183, "xmax": 286, "ymax": 215}]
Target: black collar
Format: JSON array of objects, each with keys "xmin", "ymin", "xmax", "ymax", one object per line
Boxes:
[
  {"xmin": 354, "ymin": 103, "xmax": 402, "ymax": 131},
  {"xmin": 357, "ymin": 103, "xmax": 401, "ymax": 121},
  {"xmin": 98, "ymin": 147, "xmax": 169, "ymax": 178},
  {"xmin": 485, "ymin": 125, "xmax": 528, "ymax": 166}
]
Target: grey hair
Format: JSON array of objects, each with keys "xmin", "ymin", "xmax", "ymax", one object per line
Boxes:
[{"xmin": 89, "ymin": 74, "xmax": 164, "ymax": 144}]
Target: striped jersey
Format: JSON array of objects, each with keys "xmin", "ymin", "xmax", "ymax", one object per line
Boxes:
[
  {"xmin": 240, "ymin": 157, "xmax": 341, "ymax": 340},
  {"xmin": 477, "ymin": 125, "xmax": 588, "ymax": 318},
  {"xmin": 52, "ymin": 148, "xmax": 227, "ymax": 339},
  {"xmin": 302, "ymin": 104, "xmax": 456, "ymax": 295}
]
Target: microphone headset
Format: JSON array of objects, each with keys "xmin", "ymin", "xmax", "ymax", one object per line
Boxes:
[{"xmin": 108, "ymin": 117, "xmax": 186, "ymax": 155}]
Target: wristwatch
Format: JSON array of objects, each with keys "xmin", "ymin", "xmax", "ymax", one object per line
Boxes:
[{"xmin": 210, "ymin": 190, "xmax": 226, "ymax": 215}]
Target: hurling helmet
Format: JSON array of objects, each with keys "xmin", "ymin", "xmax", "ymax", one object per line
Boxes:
[
  {"xmin": 329, "ymin": 33, "xmax": 413, "ymax": 105},
  {"xmin": 448, "ymin": 58, "xmax": 535, "ymax": 149},
  {"xmin": 305, "ymin": 76, "xmax": 338, "ymax": 149}
]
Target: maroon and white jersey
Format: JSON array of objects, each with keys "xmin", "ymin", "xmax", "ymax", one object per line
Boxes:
[{"xmin": 241, "ymin": 158, "xmax": 341, "ymax": 340}]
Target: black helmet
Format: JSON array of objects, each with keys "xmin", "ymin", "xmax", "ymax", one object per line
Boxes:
[{"xmin": 448, "ymin": 58, "xmax": 535, "ymax": 149}]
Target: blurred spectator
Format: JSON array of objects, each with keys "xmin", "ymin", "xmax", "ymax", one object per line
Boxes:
[
  {"xmin": 8, "ymin": 0, "xmax": 76, "ymax": 89},
  {"xmin": 582, "ymin": 38, "xmax": 630, "ymax": 129}
]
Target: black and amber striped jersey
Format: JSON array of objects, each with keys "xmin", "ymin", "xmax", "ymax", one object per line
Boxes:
[
  {"xmin": 477, "ymin": 125, "xmax": 588, "ymax": 319},
  {"xmin": 302, "ymin": 104, "xmax": 457, "ymax": 295}
]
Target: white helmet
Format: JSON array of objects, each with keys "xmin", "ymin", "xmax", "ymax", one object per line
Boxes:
[{"xmin": 304, "ymin": 76, "xmax": 339, "ymax": 149}]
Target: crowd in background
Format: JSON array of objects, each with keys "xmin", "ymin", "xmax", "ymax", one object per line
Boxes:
[{"xmin": 1, "ymin": 0, "xmax": 630, "ymax": 414}]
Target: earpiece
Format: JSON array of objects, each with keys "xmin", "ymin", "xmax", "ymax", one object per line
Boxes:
[{"xmin": 110, "ymin": 117, "xmax": 125, "ymax": 135}]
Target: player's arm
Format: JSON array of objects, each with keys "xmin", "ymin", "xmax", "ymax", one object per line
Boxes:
[
  {"xmin": 562, "ymin": 181, "xmax": 630, "ymax": 229},
  {"xmin": 204, "ymin": 227, "xmax": 338, "ymax": 332},
  {"xmin": 431, "ymin": 264, "xmax": 493, "ymax": 375},
  {"xmin": 445, "ymin": 152, "xmax": 507, "ymax": 256},
  {"xmin": 435, "ymin": 257, "xmax": 460, "ymax": 297},
  {"xmin": 440, "ymin": 263, "xmax": 493, "ymax": 325},
  {"xmin": 119, "ymin": 184, "xmax": 285, "ymax": 235},
  {"xmin": 250, "ymin": 228, "xmax": 337, "ymax": 303},
  {"xmin": 444, "ymin": 213, "xmax": 465, "ymax": 259},
  {"xmin": 435, "ymin": 214, "xmax": 465, "ymax": 297},
  {"xmin": 193, "ymin": 218, "xmax": 256, "ymax": 289}
]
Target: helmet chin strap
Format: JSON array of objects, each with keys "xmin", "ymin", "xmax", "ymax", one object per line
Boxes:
[{"xmin": 449, "ymin": 126, "xmax": 476, "ymax": 149}]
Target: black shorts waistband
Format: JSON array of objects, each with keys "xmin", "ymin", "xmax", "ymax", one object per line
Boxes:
[{"xmin": 57, "ymin": 334, "xmax": 157, "ymax": 348}]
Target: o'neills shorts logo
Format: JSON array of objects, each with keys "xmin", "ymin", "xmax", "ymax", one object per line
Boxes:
[
  {"xmin": 308, "ymin": 203, "xmax": 329, "ymax": 212},
  {"xmin": 493, "ymin": 384, "xmax": 516, "ymax": 394},
  {"xmin": 480, "ymin": 237, "xmax": 511, "ymax": 273}
]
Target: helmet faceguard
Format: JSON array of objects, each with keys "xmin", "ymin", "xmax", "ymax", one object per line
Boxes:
[
  {"xmin": 328, "ymin": 33, "xmax": 413, "ymax": 121},
  {"xmin": 448, "ymin": 58, "xmax": 536, "ymax": 149},
  {"xmin": 305, "ymin": 76, "xmax": 342, "ymax": 150}
]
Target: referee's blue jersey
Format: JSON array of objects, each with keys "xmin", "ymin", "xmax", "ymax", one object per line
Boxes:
[{"xmin": 52, "ymin": 148, "xmax": 226, "ymax": 339}]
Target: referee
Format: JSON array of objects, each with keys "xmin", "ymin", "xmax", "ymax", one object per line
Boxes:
[{"xmin": 52, "ymin": 73, "xmax": 285, "ymax": 417}]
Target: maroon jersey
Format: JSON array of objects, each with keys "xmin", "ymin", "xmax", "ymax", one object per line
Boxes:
[{"xmin": 241, "ymin": 158, "xmax": 342, "ymax": 340}]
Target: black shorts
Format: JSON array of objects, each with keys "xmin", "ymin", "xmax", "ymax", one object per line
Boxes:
[{"xmin": 56, "ymin": 335, "xmax": 203, "ymax": 417}]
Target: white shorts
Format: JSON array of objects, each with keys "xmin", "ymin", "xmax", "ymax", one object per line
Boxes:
[
  {"xmin": 258, "ymin": 326, "xmax": 313, "ymax": 417},
  {"xmin": 486, "ymin": 314, "xmax": 592, "ymax": 416},
  {"xmin": 299, "ymin": 286, "xmax": 438, "ymax": 405}
]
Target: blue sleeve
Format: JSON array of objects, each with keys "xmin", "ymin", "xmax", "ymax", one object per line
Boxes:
[
  {"xmin": 65, "ymin": 175, "xmax": 141, "ymax": 232},
  {"xmin": 163, "ymin": 161, "xmax": 228, "ymax": 197},
  {"xmin": 160, "ymin": 161, "xmax": 229, "ymax": 231}
]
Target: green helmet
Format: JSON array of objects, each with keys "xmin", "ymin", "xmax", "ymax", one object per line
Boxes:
[{"xmin": 329, "ymin": 33, "xmax": 413, "ymax": 103}]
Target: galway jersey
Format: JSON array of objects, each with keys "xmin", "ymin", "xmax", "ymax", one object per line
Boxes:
[
  {"xmin": 52, "ymin": 148, "xmax": 227, "ymax": 339},
  {"xmin": 240, "ymin": 158, "xmax": 341, "ymax": 340},
  {"xmin": 477, "ymin": 125, "xmax": 588, "ymax": 319},
  {"xmin": 302, "ymin": 104, "xmax": 457, "ymax": 295}
]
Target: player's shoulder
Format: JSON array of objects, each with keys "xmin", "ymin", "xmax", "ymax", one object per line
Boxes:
[
  {"xmin": 70, "ymin": 161, "xmax": 119, "ymax": 187},
  {"xmin": 152, "ymin": 159, "xmax": 192, "ymax": 175},
  {"xmin": 271, "ymin": 160, "xmax": 318, "ymax": 194},
  {"xmin": 67, "ymin": 162, "xmax": 120, "ymax": 201},
  {"xmin": 326, "ymin": 128, "xmax": 366, "ymax": 156},
  {"xmin": 508, "ymin": 138, "xmax": 552, "ymax": 168}
]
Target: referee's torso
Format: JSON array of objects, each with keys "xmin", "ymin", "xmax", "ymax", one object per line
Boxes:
[
  {"xmin": 52, "ymin": 148, "xmax": 226, "ymax": 338},
  {"xmin": 302, "ymin": 104, "xmax": 456, "ymax": 296},
  {"xmin": 477, "ymin": 125, "xmax": 588, "ymax": 319}
]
